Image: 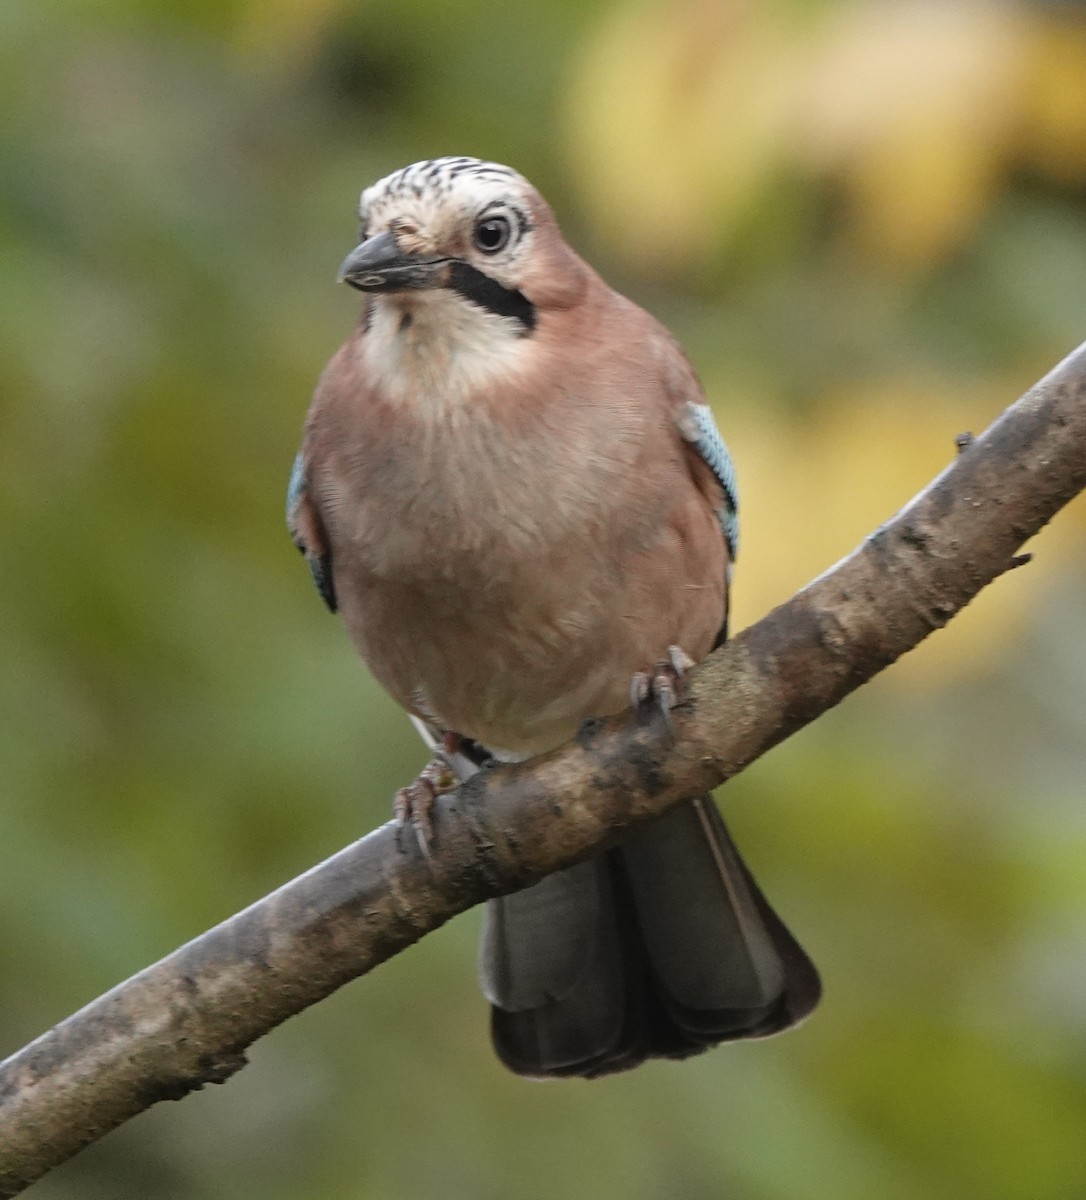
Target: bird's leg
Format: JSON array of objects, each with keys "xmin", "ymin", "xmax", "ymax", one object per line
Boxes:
[
  {"xmin": 630, "ymin": 645, "xmax": 696, "ymax": 736},
  {"xmin": 393, "ymin": 748, "xmax": 459, "ymax": 857}
]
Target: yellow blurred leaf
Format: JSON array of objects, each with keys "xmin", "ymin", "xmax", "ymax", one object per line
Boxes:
[
  {"xmin": 721, "ymin": 376, "xmax": 1068, "ymax": 689},
  {"xmin": 1020, "ymin": 15, "xmax": 1086, "ymax": 187},
  {"xmin": 797, "ymin": 0, "xmax": 1029, "ymax": 270},
  {"xmin": 563, "ymin": 0, "xmax": 798, "ymax": 276}
]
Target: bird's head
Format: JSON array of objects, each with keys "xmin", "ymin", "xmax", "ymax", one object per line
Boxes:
[{"xmin": 337, "ymin": 157, "xmax": 587, "ymax": 333}]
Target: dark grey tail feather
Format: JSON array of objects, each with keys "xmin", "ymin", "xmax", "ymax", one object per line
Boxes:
[
  {"xmin": 480, "ymin": 860, "xmax": 641, "ymax": 1077},
  {"xmin": 480, "ymin": 797, "xmax": 820, "ymax": 1078}
]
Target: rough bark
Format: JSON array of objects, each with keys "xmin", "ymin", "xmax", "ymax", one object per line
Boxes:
[{"xmin": 3, "ymin": 342, "xmax": 1086, "ymax": 1196}]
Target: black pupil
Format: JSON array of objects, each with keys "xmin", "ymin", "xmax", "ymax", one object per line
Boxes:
[{"xmin": 476, "ymin": 218, "xmax": 507, "ymax": 251}]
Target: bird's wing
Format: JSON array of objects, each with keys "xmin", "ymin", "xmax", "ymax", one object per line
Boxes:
[
  {"xmin": 652, "ymin": 330, "xmax": 739, "ymax": 563},
  {"xmin": 676, "ymin": 398, "xmax": 739, "ymax": 563},
  {"xmin": 286, "ymin": 452, "xmax": 337, "ymax": 612},
  {"xmin": 653, "ymin": 332, "xmax": 738, "ymax": 646}
]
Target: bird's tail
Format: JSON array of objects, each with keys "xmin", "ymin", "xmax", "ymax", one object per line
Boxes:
[{"xmin": 479, "ymin": 797, "xmax": 821, "ymax": 1078}]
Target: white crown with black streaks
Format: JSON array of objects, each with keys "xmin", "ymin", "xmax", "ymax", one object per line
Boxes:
[{"xmin": 358, "ymin": 157, "xmax": 534, "ymax": 240}]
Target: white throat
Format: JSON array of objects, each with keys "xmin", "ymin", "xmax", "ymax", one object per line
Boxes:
[{"xmin": 360, "ymin": 291, "xmax": 527, "ymax": 410}]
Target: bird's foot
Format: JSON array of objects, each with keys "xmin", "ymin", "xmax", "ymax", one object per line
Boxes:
[
  {"xmin": 394, "ymin": 756, "xmax": 458, "ymax": 857},
  {"xmin": 630, "ymin": 645, "xmax": 696, "ymax": 736}
]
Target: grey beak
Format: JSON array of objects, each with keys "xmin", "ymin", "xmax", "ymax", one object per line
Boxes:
[{"xmin": 337, "ymin": 231, "xmax": 450, "ymax": 293}]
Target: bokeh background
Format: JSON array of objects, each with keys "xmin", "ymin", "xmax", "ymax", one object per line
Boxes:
[{"xmin": 3, "ymin": 0, "xmax": 1086, "ymax": 1196}]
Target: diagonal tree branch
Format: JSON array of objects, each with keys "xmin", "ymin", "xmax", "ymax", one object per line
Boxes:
[{"xmin": 3, "ymin": 342, "xmax": 1086, "ymax": 1196}]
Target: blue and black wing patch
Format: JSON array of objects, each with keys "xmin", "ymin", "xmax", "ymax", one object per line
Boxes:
[
  {"xmin": 286, "ymin": 453, "xmax": 337, "ymax": 613},
  {"xmin": 678, "ymin": 401, "xmax": 739, "ymax": 561}
]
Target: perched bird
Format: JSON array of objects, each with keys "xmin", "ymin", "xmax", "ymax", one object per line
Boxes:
[{"xmin": 288, "ymin": 156, "xmax": 820, "ymax": 1077}]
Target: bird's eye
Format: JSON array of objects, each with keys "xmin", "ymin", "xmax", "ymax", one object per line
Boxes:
[{"xmin": 473, "ymin": 215, "xmax": 512, "ymax": 254}]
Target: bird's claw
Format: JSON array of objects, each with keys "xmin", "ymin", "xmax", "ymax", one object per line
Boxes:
[
  {"xmin": 630, "ymin": 645, "xmax": 695, "ymax": 736},
  {"xmin": 393, "ymin": 756, "xmax": 458, "ymax": 857}
]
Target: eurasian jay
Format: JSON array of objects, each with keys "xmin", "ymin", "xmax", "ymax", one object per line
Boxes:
[{"xmin": 288, "ymin": 157, "xmax": 820, "ymax": 1078}]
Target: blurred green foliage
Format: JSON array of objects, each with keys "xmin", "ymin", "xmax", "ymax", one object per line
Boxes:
[{"xmin": 2, "ymin": 0, "xmax": 1086, "ymax": 1197}]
